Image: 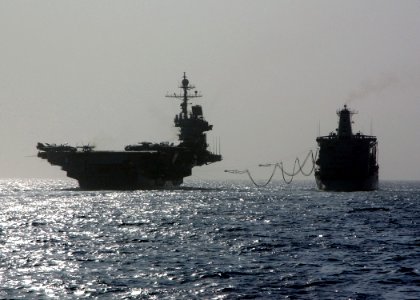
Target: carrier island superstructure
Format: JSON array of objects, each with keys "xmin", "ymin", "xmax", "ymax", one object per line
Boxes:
[{"xmin": 37, "ymin": 73, "xmax": 222, "ymax": 189}]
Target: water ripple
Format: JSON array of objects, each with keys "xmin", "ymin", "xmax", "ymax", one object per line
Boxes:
[{"xmin": 0, "ymin": 179, "xmax": 419, "ymax": 299}]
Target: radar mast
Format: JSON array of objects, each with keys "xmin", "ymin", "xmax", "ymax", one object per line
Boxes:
[{"xmin": 166, "ymin": 72, "xmax": 202, "ymax": 117}]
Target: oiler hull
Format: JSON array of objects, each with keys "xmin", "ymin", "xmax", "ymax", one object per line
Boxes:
[
  {"xmin": 315, "ymin": 171, "xmax": 378, "ymax": 191},
  {"xmin": 38, "ymin": 150, "xmax": 193, "ymax": 190},
  {"xmin": 314, "ymin": 138, "xmax": 379, "ymax": 192}
]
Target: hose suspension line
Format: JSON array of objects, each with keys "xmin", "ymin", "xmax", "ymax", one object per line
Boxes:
[{"xmin": 225, "ymin": 149, "xmax": 318, "ymax": 187}]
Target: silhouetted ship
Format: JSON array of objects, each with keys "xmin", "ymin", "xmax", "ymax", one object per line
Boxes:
[
  {"xmin": 315, "ymin": 105, "xmax": 379, "ymax": 191},
  {"xmin": 37, "ymin": 73, "xmax": 222, "ymax": 189}
]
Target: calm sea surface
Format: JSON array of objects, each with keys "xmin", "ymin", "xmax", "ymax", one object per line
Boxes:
[{"xmin": 0, "ymin": 179, "xmax": 419, "ymax": 299}]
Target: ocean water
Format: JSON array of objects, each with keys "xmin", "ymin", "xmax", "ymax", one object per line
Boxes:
[{"xmin": 0, "ymin": 179, "xmax": 419, "ymax": 299}]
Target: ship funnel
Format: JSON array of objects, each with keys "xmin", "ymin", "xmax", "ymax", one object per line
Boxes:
[{"xmin": 337, "ymin": 105, "xmax": 353, "ymax": 137}]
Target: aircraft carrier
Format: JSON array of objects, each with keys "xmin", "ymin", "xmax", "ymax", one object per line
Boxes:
[
  {"xmin": 37, "ymin": 73, "xmax": 222, "ymax": 189},
  {"xmin": 315, "ymin": 105, "xmax": 379, "ymax": 191}
]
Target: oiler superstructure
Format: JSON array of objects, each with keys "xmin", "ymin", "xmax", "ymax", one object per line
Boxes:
[
  {"xmin": 37, "ymin": 73, "xmax": 221, "ymax": 189},
  {"xmin": 315, "ymin": 105, "xmax": 379, "ymax": 191}
]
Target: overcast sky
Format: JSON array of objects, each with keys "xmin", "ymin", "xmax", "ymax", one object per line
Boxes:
[{"xmin": 0, "ymin": 0, "xmax": 419, "ymax": 182}]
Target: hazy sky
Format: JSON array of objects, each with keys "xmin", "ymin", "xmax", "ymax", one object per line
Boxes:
[{"xmin": 0, "ymin": 0, "xmax": 419, "ymax": 181}]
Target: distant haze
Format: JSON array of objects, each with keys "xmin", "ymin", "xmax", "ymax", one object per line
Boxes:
[{"xmin": 0, "ymin": 1, "xmax": 419, "ymax": 181}]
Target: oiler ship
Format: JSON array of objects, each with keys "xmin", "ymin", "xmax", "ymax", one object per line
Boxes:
[
  {"xmin": 315, "ymin": 105, "xmax": 379, "ymax": 191},
  {"xmin": 37, "ymin": 73, "xmax": 222, "ymax": 189}
]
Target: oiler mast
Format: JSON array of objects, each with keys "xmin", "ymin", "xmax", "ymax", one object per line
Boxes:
[{"xmin": 337, "ymin": 104, "xmax": 356, "ymax": 138}]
